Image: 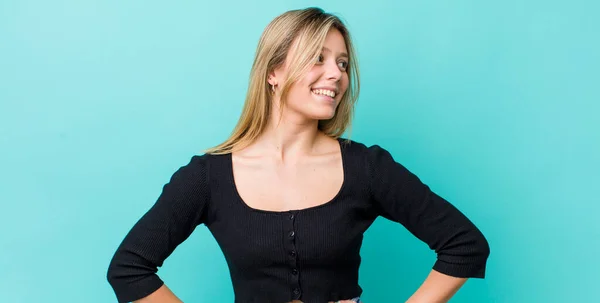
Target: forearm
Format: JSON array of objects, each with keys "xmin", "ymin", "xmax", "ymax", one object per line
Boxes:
[
  {"xmin": 405, "ymin": 269, "xmax": 467, "ymax": 303},
  {"xmin": 134, "ymin": 284, "xmax": 183, "ymax": 303}
]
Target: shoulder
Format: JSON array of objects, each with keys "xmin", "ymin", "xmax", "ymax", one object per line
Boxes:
[
  {"xmin": 179, "ymin": 153, "xmax": 211, "ymax": 173},
  {"xmin": 338, "ymin": 137, "xmax": 394, "ymax": 161},
  {"xmin": 165, "ymin": 153, "xmax": 214, "ymax": 187},
  {"xmin": 338, "ymin": 137, "xmax": 405, "ymax": 180}
]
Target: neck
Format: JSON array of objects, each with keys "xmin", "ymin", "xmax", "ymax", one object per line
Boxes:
[{"xmin": 254, "ymin": 102, "xmax": 321, "ymax": 162}]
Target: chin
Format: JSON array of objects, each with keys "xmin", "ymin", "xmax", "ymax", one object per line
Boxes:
[
  {"xmin": 307, "ymin": 110, "xmax": 336, "ymax": 121},
  {"xmin": 290, "ymin": 99, "xmax": 339, "ymax": 120}
]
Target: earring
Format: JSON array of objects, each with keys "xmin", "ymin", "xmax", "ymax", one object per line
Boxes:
[{"xmin": 271, "ymin": 83, "xmax": 276, "ymax": 94}]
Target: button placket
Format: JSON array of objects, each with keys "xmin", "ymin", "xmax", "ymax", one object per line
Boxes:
[{"xmin": 285, "ymin": 211, "xmax": 301, "ymax": 299}]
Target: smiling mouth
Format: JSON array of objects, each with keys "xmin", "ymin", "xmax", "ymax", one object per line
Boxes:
[
  {"xmin": 311, "ymin": 90, "xmax": 336, "ymax": 104},
  {"xmin": 311, "ymin": 88, "xmax": 336, "ymax": 98}
]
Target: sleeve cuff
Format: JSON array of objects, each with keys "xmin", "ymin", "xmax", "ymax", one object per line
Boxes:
[
  {"xmin": 432, "ymin": 259, "xmax": 487, "ymax": 279},
  {"xmin": 110, "ymin": 274, "xmax": 165, "ymax": 303}
]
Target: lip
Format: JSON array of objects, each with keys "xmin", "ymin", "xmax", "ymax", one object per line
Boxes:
[
  {"xmin": 311, "ymin": 86, "xmax": 339, "ymax": 95},
  {"xmin": 311, "ymin": 90, "xmax": 336, "ymax": 104}
]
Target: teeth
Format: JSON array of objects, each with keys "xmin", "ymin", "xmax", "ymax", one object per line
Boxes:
[{"xmin": 312, "ymin": 89, "xmax": 336, "ymax": 98}]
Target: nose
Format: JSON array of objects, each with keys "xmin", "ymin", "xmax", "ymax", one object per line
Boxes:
[{"xmin": 325, "ymin": 59, "xmax": 342, "ymax": 81}]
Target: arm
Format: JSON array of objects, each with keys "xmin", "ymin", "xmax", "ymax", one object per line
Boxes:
[
  {"xmin": 366, "ymin": 145, "xmax": 490, "ymax": 300},
  {"xmin": 133, "ymin": 284, "xmax": 183, "ymax": 303},
  {"xmin": 107, "ymin": 155, "xmax": 211, "ymax": 303},
  {"xmin": 405, "ymin": 270, "xmax": 467, "ymax": 303}
]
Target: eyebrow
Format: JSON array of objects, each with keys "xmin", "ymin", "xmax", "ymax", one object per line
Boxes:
[{"xmin": 322, "ymin": 46, "xmax": 348, "ymax": 58}]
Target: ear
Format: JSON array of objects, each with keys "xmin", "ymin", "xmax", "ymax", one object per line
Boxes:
[
  {"xmin": 267, "ymin": 71, "xmax": 277, "ymax": 86},
  {"xmin": 267, "ymin": 66, "xmax": 283, "ymax": 86}
]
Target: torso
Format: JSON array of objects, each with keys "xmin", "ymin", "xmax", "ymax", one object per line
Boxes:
[
  {"xmin": 231, "ymin": 135, "xmax": 344, "ymax": 212},
  {"xmin": 205, "ymin": 137, "xmax": 374, "ymax": 302}
]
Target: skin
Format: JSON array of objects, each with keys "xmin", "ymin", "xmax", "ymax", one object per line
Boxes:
[
  {"xmin": 231, "ymin": 28, "xmax": 350, "ymax": 215},
  {"xmin": 134, "ymin": 28, "xmax": 468, "ymax": 303}
]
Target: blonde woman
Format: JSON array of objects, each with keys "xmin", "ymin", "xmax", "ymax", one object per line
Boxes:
[{"xmin": 107, "ymin": 7, "xmax": 490, "ymax": 303}]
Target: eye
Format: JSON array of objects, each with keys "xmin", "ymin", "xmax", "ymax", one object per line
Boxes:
[
  {"xmin": 316, "ymin": 54, "xmax": 324, "ymax": 63},
  {"xmin": 338, "ymin": 60, "xmax": 348, "ymax": 71}
]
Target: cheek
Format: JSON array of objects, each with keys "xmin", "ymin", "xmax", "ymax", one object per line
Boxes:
[
  {"xmin": 303, "ymin": 69, "xmax": 322, "ymax": 85},
  {"xmin": 285, "ymin": 84, "xmax": 311, "ymax": 108},
  {"xmin": 340, "ymin": 74, "xmax": 350, "ymax": 94},
  {"xmin": 292, "ymin": 75, "xmax": 314, "ymax": 93},
  {"xmin": 288, "ymin": 83, "xmax": 310, "ymax": 99}
]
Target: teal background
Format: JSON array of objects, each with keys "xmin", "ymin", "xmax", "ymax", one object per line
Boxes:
[{"xmin": 1, "ymin": 0, "xmax": 598, "ymax": 302}]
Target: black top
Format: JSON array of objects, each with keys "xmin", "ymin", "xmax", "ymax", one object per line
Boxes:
[{"xmin": 107, "ymin": 138, "xmax": 490, "ymax": 303}]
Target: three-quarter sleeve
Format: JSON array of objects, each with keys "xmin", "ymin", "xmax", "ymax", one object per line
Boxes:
[
  {"xmin": 107, "ymin": 155, "xmax": 210, "ymax": 302},
  {"xmin": 366, "ymin": 145, "xmax": 490, "ymax": 278}
]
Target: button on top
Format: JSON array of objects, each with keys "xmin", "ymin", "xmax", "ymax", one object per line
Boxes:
[
  {"xmin": 289, "ymin": 231, "xmax": 295, "ymax": 238},
  {"xmin": 290, "ymin": 250, "xmax": 296, "ymax": 257},
  {"xmin": 293, "ymin": 288, "xmax": 301, "ymax": 299},
  {"xmin": 289, "ymin": 213, "xmax": 295, "ymax": 220},
  {"xmin": 292, "ymin": 268, "xmax": 298, "ymax": 275}
]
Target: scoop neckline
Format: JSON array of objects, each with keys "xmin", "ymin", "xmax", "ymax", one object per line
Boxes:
[{"xmin": 226, "ymin": 137, "xmax": 348, "ymax": 215}]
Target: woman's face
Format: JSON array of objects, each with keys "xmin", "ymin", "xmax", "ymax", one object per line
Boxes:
[{"xmin": 271, "ymin": 28, "xmax": 350, "ymax": 121}]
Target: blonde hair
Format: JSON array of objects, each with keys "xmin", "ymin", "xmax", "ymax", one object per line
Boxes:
[{"xmin": 204, "ymin": 7, "xmax": 360, "ymax": 155}]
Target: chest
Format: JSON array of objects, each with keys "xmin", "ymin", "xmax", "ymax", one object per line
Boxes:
[
  {"xmin": 204, "ymin": 151, "xmax": 378, "ymax": 281},
  {"xmin": 206, "ymin": 196, "xmax": 376, "ymax": 274},
  {"xmin": 232, "ymin": 154, "xmax": 344, "ymax": 212}
]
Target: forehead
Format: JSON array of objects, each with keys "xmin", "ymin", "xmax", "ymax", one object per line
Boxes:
[
  {"xmin": 279, "ymin": 27, "xmax": 349, "ymax": 69},
  {"xmin": 322, "ymin": 28, "xmax": 347, "ymax": 54}
]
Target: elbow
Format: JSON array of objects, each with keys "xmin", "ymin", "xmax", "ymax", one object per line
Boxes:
[
  {"xmin": 106, "ymin": 256, "xmax": 124, "ymax": 290},
  {"xmin": 106, "ymin": 252, "xmax": 133, "ymax": 298},
  {"xmin": 472, "ymin": 227, "xmax": 490, "ymax": 264},
  {"xmin": 434, "ymin": 229, "xmax": 491, "ymax": 279},
  {"xmin": 467, "ymin": 229, "xmax": 491, "ymax": 277},
  {"xmin": 480, "ymin": 233, "xmax": 491, "ymax": 261},
  {"xmin": 470, "ymin": 231, "xmax": 490, "ymax": 278},
  {"xmin": 464, "ymin": 228, "xmax": 490, "ymax": 270},
  {"xmin": 106, "ymin": 264, "xmax": 117, "ymax": 286},
  {"xmin": 106, "ymin": 254, "xmax": 165, "ymax": 303}
]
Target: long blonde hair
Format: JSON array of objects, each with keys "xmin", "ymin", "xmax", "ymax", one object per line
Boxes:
[{"xmin": 204, "ymin": 7, "xmax": 360, "ymax": 155}]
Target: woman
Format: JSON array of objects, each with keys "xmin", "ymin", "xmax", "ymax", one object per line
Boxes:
[{"xmin": 107, "ymin": 7, "xmax": 490, "ymax": 303}]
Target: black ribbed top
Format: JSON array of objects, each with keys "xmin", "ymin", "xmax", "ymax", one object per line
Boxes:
[{"xmin": 107, "ymin": 138, "xmax": 490, "ymax": 303}]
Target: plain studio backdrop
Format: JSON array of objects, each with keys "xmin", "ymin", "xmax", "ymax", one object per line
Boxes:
[{"xmin": 1, "ymin": 0, "xmax": 598, "ymax": 302}]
